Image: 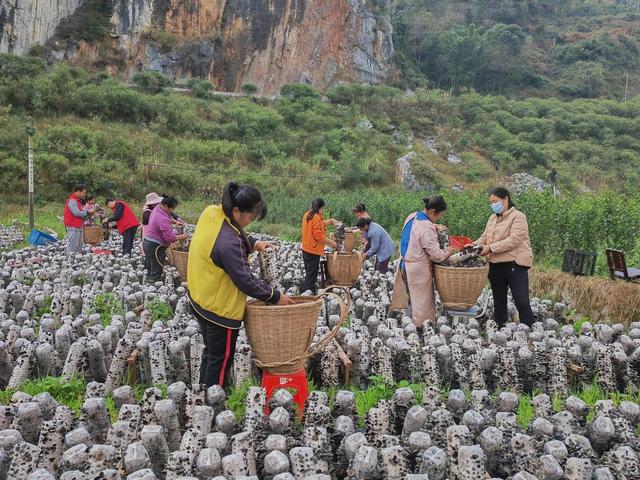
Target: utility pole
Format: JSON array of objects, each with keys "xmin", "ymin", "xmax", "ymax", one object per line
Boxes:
[{"xmin": 26, "ymin": 117, "xmax": 36, "ymax": 231}]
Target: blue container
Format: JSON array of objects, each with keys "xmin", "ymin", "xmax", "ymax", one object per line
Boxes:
[{"xmin": 28, "ymin": 229, "xmax": 58, "ymax": 247}]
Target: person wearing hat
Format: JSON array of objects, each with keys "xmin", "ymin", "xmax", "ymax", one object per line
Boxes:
[{"xmin": 141, "ymin": 192, "xmax": 184, "ymax": 262}]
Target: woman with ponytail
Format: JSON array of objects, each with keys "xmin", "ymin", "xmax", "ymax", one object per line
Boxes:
[
  {"xmin": 301, "ymin": 198, "xmax": 338, "ymax": 294},
  {"xmin": 188, "ymin": 182, "xmax": 294, "ymax": 388},
  {"xmin": 398, "ymin": 195, "xmax": 452, "ymax": 328}
]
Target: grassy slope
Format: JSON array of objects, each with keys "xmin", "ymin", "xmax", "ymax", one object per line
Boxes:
[{"xmin": 1, "ymin": 67, "xmax": 639, "ymax": 202}]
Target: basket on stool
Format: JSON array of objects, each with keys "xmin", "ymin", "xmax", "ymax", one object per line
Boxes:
[
  {"xmin": 83, "ymin": 226, "xmax": 104, "ymax": 245},
  {"xmin": 434, "ymin": 264, "xmax": 489, "ymax": 310},
  {"xmin": 243, "ymin": 289, "xmax": 348, "ymax": 375},
  {"xmin": 326, "ymin": 252, "xmax": 363, "ymax": 287}
]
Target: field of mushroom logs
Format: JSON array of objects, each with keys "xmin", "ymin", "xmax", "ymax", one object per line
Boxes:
[{"xmin": 0, "ymin": 234, "xmax": 640, "ymax": 480}]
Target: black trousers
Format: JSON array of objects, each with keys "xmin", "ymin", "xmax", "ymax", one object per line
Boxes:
[
  {"xmin": 488, "ymin": 262, "xmax": 535, "ymax": 327},
  {"xmin": 302, "ymin": 251, "xmax": 321, "ymax": 294},
  {"xmin": 122, "ymin": 226, "xmax": 138, "ymax": 255},
  {"xmin": 197, "ymin": 317, "xmax": 239, "ymax": 389},
  {"xmin": 143, "ymin": 239, "xmax": 166, "ymax": 281},
  {"xmin": 375, "ymin": 257, "xmax": 390, "ymax": 273}
]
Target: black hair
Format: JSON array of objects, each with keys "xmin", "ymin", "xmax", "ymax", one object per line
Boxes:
[
  {"xmin": 82, "ymin": 194, "xmax": 95, "ymax": 206},
  {"xmin": 73, "ymin": 184, "xmax": 86, "ymax": 192},
  {"xmin": 222, "ymin": 182, "xmax": 266, "ymax": 251},
  {"xmin": 161, "ymin": 196, "xmax": 179, "ymax": 209},
  {"xmin": 356, "ymin": 217, "xmax": 371, "ymax": 229},
  {"xmin": 490, "ymin": 187, "xmax": 515, "ymax": 209},
  {"xmin": 423, "ymin": 195, "xmax": 448, "ymax": 213},
  {"xmin": 105, "ymin": 197, "xmax": 115, "ymax": 205},
  {"xmin": 222, "ymin": 182, "xmax": 266, "ymax": 220},
  {"xmin": 353, "ymin": 203, "xmax": 366, "ymax": 214},
  {"xmin": 307, "ymin": 198, "xmax": 325, "ymax": 222}
]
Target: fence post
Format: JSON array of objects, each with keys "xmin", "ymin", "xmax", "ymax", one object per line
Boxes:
[{"xmin": 26, "ymin": 117, "xmax": 36, "ymax": 231}]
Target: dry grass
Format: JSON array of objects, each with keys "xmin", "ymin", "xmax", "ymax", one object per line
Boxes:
[{"xmin": 530, "ymin": 269, "xmax": 640, "ymax": 325}]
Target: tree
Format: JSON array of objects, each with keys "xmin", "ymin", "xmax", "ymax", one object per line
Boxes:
[
  {"xmin": 280, "ymin": 83, "xmax": 321, "ymax": 100},
  {"xmin": 558, "ymin": 62, "xmax": 606, "ymax": 98}
]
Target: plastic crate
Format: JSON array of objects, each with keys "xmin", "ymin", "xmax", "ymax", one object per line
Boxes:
[
  {"xmin": 562, "ymin": 249, "xmax": 596, "ymax": 276},
  {"xmin": 28, "ymin": 229, "xmax": 57, "ymax": 247}
]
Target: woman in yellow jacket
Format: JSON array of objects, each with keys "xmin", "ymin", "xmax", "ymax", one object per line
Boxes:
[
  {"xmin": 188, "ymin": 182, "xmax": 294, "ymax": 388},
  {"xmin": 301, "ymin": 198, "xmax": 337, "ymax": 294},
  {"xmin": 476, "ymin": 187, "xmax": 534, "ymax": 327}
]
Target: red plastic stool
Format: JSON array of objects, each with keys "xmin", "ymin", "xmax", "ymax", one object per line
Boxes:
[
  {"xmin": 92, "ymin": 248, "xmax": 112, "ymax": 255},
  {"xmin": 261, "ymin": 369, "xmax": 309, "ymax": 418}
]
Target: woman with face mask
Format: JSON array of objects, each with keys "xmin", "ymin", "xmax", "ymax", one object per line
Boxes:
[
  {"xmin": 476, "ymin": 187, "xmax": 534, "ymax": 327},
  {"xmin": 399, "ymin": 195, "xmax": 452, "ymax": 328},
  {"xmin": 188, "ymin": 182, "xmax": 295, "ymax": 388}
]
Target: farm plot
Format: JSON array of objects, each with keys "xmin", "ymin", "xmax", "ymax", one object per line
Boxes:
[{"xmin": 0, "ymin": 236, "xmax": 639, "ymax": 479}]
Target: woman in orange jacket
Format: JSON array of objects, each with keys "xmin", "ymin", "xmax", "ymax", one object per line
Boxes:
[{"xmin": 301, "ymin": 198, "xmax": 337, "ymax": 294}]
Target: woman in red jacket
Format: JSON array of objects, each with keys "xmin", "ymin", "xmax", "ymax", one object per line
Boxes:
[{"xmin": 105, "ymin": 198, "xmax": 140, "ymax": 255}]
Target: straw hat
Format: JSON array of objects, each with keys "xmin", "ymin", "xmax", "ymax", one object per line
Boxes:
[{"xmin": 145, "ymin": 192, "xmax": 164, "ymax": 206}]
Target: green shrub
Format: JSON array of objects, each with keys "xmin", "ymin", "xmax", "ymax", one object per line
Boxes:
[
  {"xmin": 91, "ymin": 292, "xmax": 125, "ymax": 327},
  {"xmin": 147, "ymin": 298, "xmax": 173, "ymax": 322},
  {"xmin": 188, "ymin": 79, "xmax": 212, "ymax": 98},
  {"xmin": 241, "ymin": 83, "xmax": 258, "ymax": 94},
  {"xmin": 145, "ymin": 29, "xmax": 178, "ymax": 51},
  {"xmin": 0, "ymin": 54, "xmax": 45, "ymax": 80},
  {"xmin": 280, "ymin": 83, "xmax": 320, "ymax": 100},
  {"xmin": 132, "ymin": 72, "xmax": 172, "ymax": 94}
]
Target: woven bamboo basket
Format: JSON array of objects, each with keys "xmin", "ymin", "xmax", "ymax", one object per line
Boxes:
[
  {"xmin": 171, "ymin": 250, "xmax": 188, "ymax": 280},
  {"xmin": 83, "ymin": 226, "xmax": 104, "ymax": 245},
  {"xmin": 244, "ymin": 288, "xmax": 349, "ymax": 374},
  {"xmin": 434, "ymin": 263, "xmax": 489, "ymax": 310},
  {"xmin": 343, "ymin": 230, "xmax": 360, "ymax": 253},
  {"xmin": 326, "ymin": 252, "xmax": 363, "ymax": 287},
  {"xmin": 166, "ymin": 241, "xmax": 180, "ymax": 266}
]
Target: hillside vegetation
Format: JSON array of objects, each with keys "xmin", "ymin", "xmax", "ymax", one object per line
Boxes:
[
  {"xmin": 390, "ymin": 0, "xmax": 640, "ymax": 100},
  {"xmin": 1, "ymin": 57, "xmax": 639, "ymax": 202}
]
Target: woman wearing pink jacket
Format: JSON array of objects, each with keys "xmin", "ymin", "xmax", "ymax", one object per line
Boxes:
[{"xmin": 399, "ymin": 196, "xmax": 452, "ymax": 328}]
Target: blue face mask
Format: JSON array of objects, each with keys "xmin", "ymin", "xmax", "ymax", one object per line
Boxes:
[{"xmin": 491, "ymin": 201, "xmax": 504, "ymax": 214}]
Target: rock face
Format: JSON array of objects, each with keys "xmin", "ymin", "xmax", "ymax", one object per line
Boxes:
[
  {"xmin": 396, "ymin": 151, "xmax": 433, "ymax": 192},
  {"xmin": 0, "ymin": 0, "xmax": 83, "ymax": 54},
  {"xmin": 3, "ymin": 0, "xmax": 395, "ymax": 93},
  {"xmin": 506, "ymin": 173, "xmax": 548, "ymax": 195}
]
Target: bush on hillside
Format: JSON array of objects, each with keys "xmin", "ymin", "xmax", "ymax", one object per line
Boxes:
[
  {"xmin": 280, "ymin": 83, "xmax": 321, "ymax": 100},
  {"xmin": 0, "ymin": 54, "xmax": 45, "ymax": 81},
  {"xmin": 188, "ymin": 79, "xmax": 212, "ymax": 98},
  {"xmin": 132, "ymin": 72, "xmax": 172, "ymax": 94},
  {"xmin": 241, "ymin": 83, "xmax": 258, "ymax": 94}
]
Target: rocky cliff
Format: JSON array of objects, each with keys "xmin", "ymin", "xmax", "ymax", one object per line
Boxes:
[
  {"xmin": 2, "ymin": 0, "xmax": 394, "ymax": 93},
  {"xmin": 111, "ymin": 0, "xmax": 395, "ymax": 92},
  {"xmin": 0, "ymin": 0, "xmax": 83, "ymax": 54}
]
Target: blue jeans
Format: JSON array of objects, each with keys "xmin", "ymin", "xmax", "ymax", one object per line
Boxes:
[{"xmin": 143, "ymin": 239, "xmax": 166, "ymax": 281}]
